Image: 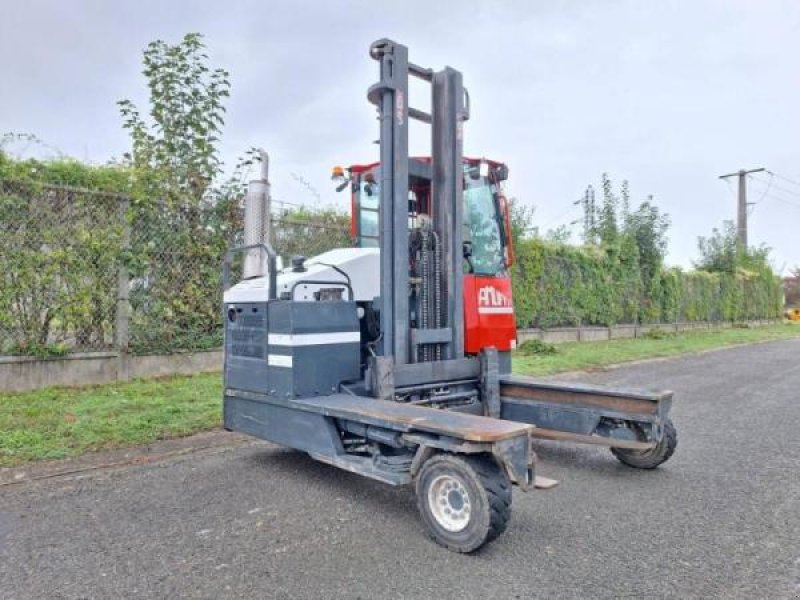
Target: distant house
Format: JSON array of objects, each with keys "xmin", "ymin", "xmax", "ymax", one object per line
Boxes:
[{"xmin": 784, "ymin": 275, "xmax": 800, "ymax": 307}]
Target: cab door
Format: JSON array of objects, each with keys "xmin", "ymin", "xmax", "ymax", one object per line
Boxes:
[{"xmin": 462, "ymin": 170, "xmax": 516, "ymax": 353}]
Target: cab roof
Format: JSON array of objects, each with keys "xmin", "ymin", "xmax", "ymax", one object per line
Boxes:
[{"xmin": 348, "ymin": 156, "xmax": 506, "ymax": 175}]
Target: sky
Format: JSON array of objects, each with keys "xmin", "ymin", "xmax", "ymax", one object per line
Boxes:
[{"xmin": 1, "ymin": 0, "xmax": 798, "ymax": 273}]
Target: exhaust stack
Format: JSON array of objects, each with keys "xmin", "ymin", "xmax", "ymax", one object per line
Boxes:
[{"xmin": 242, "ymin": 149, "xmax": 271, "ymax": 279}]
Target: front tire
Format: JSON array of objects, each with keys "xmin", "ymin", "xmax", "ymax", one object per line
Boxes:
[
  {"xmin": 611, "ymin": 419, "xmax": 677, "ymax": 469},
  {"xmin": 415, "ymin": 453, "xmax": 511, "ymax": 553}
]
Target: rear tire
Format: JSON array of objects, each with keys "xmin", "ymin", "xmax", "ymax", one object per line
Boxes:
[
  {"xmin": 415, "ymin": 453, "xmax": 511, "ymax": 553},
  {"xmin": 611, "ymin": 419, "xmax": 677, "ymax": 469}
]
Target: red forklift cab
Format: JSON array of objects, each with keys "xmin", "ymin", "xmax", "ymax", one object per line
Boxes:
[{"xmin": 339, "ymin": 157, "xmax": 518, "ymax": 354}]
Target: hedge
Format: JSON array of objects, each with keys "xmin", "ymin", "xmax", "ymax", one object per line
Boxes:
[{"xmin": 512, "ymin": 238, "xmax": 783, "ymax": 328}]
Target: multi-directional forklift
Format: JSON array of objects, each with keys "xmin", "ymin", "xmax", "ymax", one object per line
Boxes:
[{"xmin": 222, "ymin": 39, "xmax": 677, "ymax": 552}]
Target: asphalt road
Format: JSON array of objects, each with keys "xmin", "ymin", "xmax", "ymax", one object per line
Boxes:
[{"xmin": 2, "ymin": 340, "xmax": 799, "ymax": 599}]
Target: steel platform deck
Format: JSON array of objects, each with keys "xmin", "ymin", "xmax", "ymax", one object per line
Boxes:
[{"xmin": 294, "ymin": 393, "xmax": 533, "ymax": 443}]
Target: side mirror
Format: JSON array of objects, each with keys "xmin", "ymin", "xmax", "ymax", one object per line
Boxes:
[
  {"xmin": 463, "ymin": 240, "xmax": 473, "ymax": 258},
  {"xmin": 492, "ymin": 164, "xmax": 508, "ymax": 182},
  {"xmin": 463, "ymin": 240, "xmax": 475, "ymax": 273}
]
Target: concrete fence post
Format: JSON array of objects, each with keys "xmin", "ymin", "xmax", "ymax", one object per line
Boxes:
[{"xmin": 114, "ymin": 196, "xmax": 131, "ymax": 381}]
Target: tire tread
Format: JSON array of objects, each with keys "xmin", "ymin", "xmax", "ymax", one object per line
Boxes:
[
  {"xmin": 611, "ymin": 419, "xmax": 677, "ymax": 469},
  {"xmin": 415, "ymin": 453, "xmax": 512, "ymax": 552}
]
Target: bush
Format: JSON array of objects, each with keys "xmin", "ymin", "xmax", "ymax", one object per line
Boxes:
[
  {"xmin": 641, "ymin": 328, "xmax": 675, "ymax": 340},
  {"xmin": 516, "ymin": 339, "xmax": 558, "ymax": 356},
  {"xmin": 511, "ymin": 238, "xmax": 782, "ymax": 329}
]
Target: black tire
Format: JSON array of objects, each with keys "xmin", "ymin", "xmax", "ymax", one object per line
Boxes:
[
  {"xmin": 611, "ymin": 419, "xmax": 677, "ymax": 469},
  {"xmin": 415, "ymin": 453, "xmax": 511, "ymax": 553}
]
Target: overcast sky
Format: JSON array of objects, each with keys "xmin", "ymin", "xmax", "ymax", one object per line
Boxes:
[{"xmin": 2, "ymin": 0, "xmax": 798, "ymax": 272}]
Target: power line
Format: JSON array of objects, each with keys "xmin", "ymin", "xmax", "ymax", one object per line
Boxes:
[
  {"xmin": 760, "ymin": 193, "xmax": 800, "ymax": 209},
  {"xmin": 746, "ymin": 183, "xmax": 800, "ymax": 210},
  {"xmin": 747, "ymin": 178, "xmax": 800, "ymax": 207},
  {"xmin": 722, "ymin": 178, "xmax": 737, "ymax": 199},
  {"xmin": 289, "ymin": 172, "xmax": 322, "ymax": 203},
  {"xmin": 541, "ymin": 202, "xmax": 582, "ymax": 231},
  {"xmin": 767, "ymin": 170, "xmax": 800, "ymax": 189},
  {"xmin": 750, "ymin": 173, "xmax": 800, "ymax": 198},
  {"xmin": 750, "ymin": 172, "xmax": 774, "ymax": 206}
]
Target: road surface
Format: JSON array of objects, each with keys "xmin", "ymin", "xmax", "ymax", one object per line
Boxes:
[{"xmin": 2, "ymin": 339, "xmax": 799, "ymax": 599}]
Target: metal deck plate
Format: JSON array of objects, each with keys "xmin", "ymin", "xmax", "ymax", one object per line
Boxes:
[{"xmin": 294, "ymin": 394, "xmax": 532, "ymax": 443}]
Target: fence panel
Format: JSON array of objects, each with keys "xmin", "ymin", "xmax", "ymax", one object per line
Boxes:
[
  {"xmin": 0, "ymin": 179, "xmax": 122, "ymax": 356},
  {"xmin": 0, "ymin": 179, "xmax": 354, "ymax": 358}
]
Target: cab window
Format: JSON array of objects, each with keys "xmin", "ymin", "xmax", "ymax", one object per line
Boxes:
[{"xmin": 463, "ymin": 172, "xmax": 504, "ymax": 276}]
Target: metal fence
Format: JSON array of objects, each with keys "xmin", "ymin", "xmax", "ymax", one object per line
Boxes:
[
  {"xmin": 1, "ymin": 178, "xmax": 783, "ymax": 359},
  {"xmin": 0, "ymin": 179, "xmax": 350, "ymax": 357}
]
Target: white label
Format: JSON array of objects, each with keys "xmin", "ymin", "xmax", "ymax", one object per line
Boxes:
[
  {"xmin": 268, "ymin": 354, "xmax": 293, "ymax": 368},
  {"xmin": 477, "ymin": 306, "xmax": 515, "ymax": 314},
  {"xmin": 268, "ymin": 332, "xmax": 361, "ymax": 346}
]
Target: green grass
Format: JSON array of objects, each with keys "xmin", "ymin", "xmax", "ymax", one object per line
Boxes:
[
  {"xmin": 0, "ymin": 374, "xmax": 222, "ymax": 467},
  {"xmin": 2, "ymin": 322, "xmax": 799, "ymax": 468},
  {"xmin": 513, "ymin": 322, "xmax": 800, "ymax": 376}
]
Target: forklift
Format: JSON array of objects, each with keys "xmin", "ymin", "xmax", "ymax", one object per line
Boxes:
[{"xmin": 222, "ymin": 39, "xmax": 677, "ymax": 552}]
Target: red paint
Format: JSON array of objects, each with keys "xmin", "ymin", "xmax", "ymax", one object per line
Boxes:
[{"xmin": 463, "ymin": 274, "xmax": 516, "ymax": 353}]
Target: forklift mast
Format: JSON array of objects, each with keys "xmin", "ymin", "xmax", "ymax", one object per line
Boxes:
[{"xmin": 367, "ymin": 38, "xmax": 467, "ymax": 366}]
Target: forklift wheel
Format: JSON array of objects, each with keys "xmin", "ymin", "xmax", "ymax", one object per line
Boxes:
[
  {"xmin": 415, "ymin": 453, "xmax": 511, "ymax": 553},
  {"xmin": 611, "ymin": 419, "xmax": 677, "ymax": 469}
]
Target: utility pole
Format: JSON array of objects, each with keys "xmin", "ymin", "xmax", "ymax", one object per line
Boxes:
[{"xmin": 719, "ymin": 167, "xmax": 765, "ymax": 248}]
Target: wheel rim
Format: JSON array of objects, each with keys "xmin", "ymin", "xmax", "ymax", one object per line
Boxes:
[{"xmin": 427, "ymin": 474, "xmax": 471, "ymax": 532}]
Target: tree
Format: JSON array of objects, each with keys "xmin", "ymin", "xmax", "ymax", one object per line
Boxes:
[
  {"xmin": 575, "ymin": 185, "xmax": 597, "ymax": 244},
  {"xmin": 577, "ymin": 175, "xmax": 636, "ymax": 247},
  {"xmin": 624, "ymin": 199, "xmax": 670, "ymax": 284},
  {"xmin": 508, "ymin": 197, "xmax": 536, "ymax": 247},
  {"xmin": 544, "ymin": 225, "xmax": 572, "ymax": 244},
  {"xmin": 117, "ymin": 33, "xmax": 236, "ymax": 352},
  {"xmin": 596, "ymin": 173, "xmax": 620, "ymax": 246},
  {"xmin": 695, "ymin": 220, "xmax": 772, "ymax": 274},
  {"xmin": 118, "ymin": 32, "xmax": 230, "ymax": 204},
  {"xmin": 695, "ymin": 221, "xmax": 738, "ymax": 273}
]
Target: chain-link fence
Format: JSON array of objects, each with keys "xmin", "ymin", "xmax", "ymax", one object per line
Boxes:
[
  {"xmin": 0, "ymin": 179, "xmax": 123, "ymax": 356},
  {"xmin": 0, "ymin": 179, "xmax": 351, "ymax": 357},
  {"xmin": 1, "ymin": 178, "xmax": 784, "ymax": 358}
]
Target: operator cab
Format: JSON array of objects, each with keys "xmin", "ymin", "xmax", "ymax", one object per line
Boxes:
[
  {"xmin": 333, "ymin": 157, "xmax": 518, "ymax": 356},
  {"xmin": 336, "ymin": 157, "xmax": 514, "ymax": 276}
]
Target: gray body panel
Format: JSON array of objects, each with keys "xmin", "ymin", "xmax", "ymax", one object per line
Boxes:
[
  {"xmin": 224, "ymin": 301, "xmax": 269, "ymax": 393},
  {"xmin": 224, "ymin": 394, "xmax": 344, "ymax": 456},
  {"xmin": 224, "ymin": 299, "xmax": 360, "ymax": 398}
]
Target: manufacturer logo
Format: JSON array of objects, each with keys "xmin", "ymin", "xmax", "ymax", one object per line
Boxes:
[
  {"xmin": 478, "ymin": 286, "xmax": 513, "ymax": 314},
  {"xmin": 396, "ymin": 90, "xmax": 405, "ymax": 127}
]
